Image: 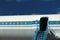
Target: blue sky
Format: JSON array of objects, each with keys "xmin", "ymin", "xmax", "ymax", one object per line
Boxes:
[{"xmin": 0, "ymin": 0, "xmax": 60, "ymax": 15}]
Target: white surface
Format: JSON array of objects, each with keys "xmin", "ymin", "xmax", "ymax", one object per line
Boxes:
[
  {"xmin": 0, "ymin": 14, "xmax": 59, "ymax": 37},
  {"xmin": 0, "ymin": 14, "xmax": 60, "ymax": 21},
  {"xmin": 49, "ymin": 27, "xmax": 60, "ymax": 38}
]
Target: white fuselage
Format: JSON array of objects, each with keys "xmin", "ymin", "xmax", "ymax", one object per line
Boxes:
[{"xmin": 0, "ymin": 14, "xmax": 60, "ymax": 38}]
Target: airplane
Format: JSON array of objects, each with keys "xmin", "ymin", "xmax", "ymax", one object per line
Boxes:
[
  {"xmin": 0, "ymin": 14, "xmax": 59, "ymax": 40},
  {"xmin": 0, "ymin": 0, "xmax": 60, "ymax": 40}
]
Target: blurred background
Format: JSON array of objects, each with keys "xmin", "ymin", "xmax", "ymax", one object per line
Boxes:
[{"xmin": 0, "ymin": 0, "xmax": 60, "ymax": 15}]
